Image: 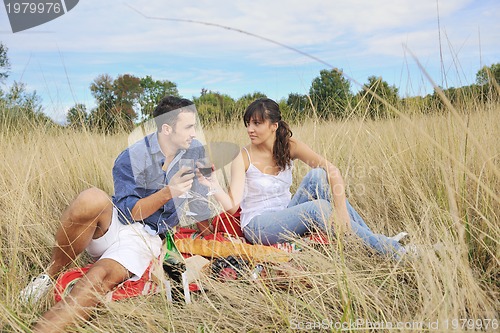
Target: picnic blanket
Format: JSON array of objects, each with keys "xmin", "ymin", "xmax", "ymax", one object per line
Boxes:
[
  {"xmin": 54, "ymin": 209, "xmax": 317, "ymax": 302},
  {"xmin": 54, "ymin": 262, "xmax": 165, "ymax": 302}
]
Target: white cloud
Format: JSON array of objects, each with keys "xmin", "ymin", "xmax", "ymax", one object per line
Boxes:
[
  {"xmin": 364, "ymin": 30, "xmax": 439, "ymax": 58},
  {"xmin": 0, "ymin": 0, "xmax": 474, "ymax": 55}
]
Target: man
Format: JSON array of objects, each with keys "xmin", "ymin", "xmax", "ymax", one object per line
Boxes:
[{"xmin": 21, "ymin": 96, "xmax": 213, "ymax": 332}]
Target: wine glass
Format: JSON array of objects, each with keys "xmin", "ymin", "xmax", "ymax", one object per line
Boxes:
[
  {"xmin": 197, "ymin": 157, "xmax": 216, "ymax": 195},
  {"xmin": 178, "ymin": 159, "xmax": 194, "ymax": 199}
]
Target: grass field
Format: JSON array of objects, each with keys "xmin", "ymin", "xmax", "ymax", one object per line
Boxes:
[{"xmin": 0, "ymin": 99, "xmax": 499, "ymax": 332}]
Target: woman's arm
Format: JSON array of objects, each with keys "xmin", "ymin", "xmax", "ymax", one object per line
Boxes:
[
  {"xmin": 290, "ymin": 138, "xmax": 352, "ymax": 233},
  {"xmin": 198, "ymin": 150, "xmax": 246, "ymax": 215}
]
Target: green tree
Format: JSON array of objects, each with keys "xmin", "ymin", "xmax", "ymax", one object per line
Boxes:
[
  {"xmin": 286, "ymin": 93, "xmax": 308, "ymax": 112},
  {"xmin": 139, "ymin": 76, "xmax": 178, "ymax": 119},
  {"xmin": 476, "ymin": 63, "xmax": 500, "ymax": 86},
  {"xmin": 309, "ymin": 69, "xmax": 353, "ymax": 119},
  {"xmin": 66, "ymin": 103, "xmax": 87, "ymax": 128},
  {"xmin": 113, "ymin": 74, "xmax": 143, "ymax": 121},
  {"xmin": 194, "ymin": 90, "xmax": 235, "ymax": 125},
  {"xmin": 0, "ymin": 42, "xmax": 10, "ymax": 82},
  {"xmin": 277, "ymin": 99, "xmax": 296, "ymax": 122},
  {"xmin": 476, "ymin": 63, "xmax": 500, "ymax": 103},
  {"xmin": 236, "ymin": 92, "xmax": 267, "ymax": 106},
  {"xmin": 87, "ymin": 106, "xmax": 120, "ymax": 133},
  {"xmin": 89, "ymin": 74, "xmax": 119, "ymax": 132},
  {"xmin": 1, "ymin": 81, "xmax": 54, "ymax": 128},
  {"xmin": 90, "ymin": 74, "xmax": 116, "ymax": 110},
  {"xmin": 285, "ymin": 93, "xmax": 310, "ymax": 120},
  {"xmin": 89, "ymin": 74, "xmax": 143, "ymax": 132},
  {"xmin": 358, "ymin": 76, "xmax": 399, "ymax": 119},
  {"xmin": 5, "ymin": 81, "xmax": 43, "ymax": 114}
]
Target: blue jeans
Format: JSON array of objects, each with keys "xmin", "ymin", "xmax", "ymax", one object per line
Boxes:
[{"xmin": 243, "ymin": 168, "xmax": 403, "ymax": 257}]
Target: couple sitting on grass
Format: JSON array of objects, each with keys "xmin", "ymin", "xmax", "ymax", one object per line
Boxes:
[{"xmin": 21, "ymin": 96, "xmax": 412, "ymax": 332}]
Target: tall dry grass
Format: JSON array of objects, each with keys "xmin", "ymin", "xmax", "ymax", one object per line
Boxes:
[{"xmin": 0, "ymin": 99, "xmax": 498, "ymax": 332}]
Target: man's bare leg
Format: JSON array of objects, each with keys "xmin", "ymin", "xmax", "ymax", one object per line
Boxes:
[
  {"xmin": 33, "ymin": 258, "xmax": 131, "ymax": 333},
  {"xmin": 32, "ymin": 187, "xmax": 132, "ymax": 332},
  {"xmin": 47, "ymin": 187, "xmax": 113, "ymax": 278}
]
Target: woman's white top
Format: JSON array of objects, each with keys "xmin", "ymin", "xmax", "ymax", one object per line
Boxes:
[{"xmin": 240, "ymin": 147, "xmax": 293, "ymax": 229}]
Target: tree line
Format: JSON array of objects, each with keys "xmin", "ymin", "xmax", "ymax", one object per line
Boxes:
[
  {"xmin": 1, "ymin": 41, "xmax": 499, "ymax": 132},
  {"xmin": 67, "ymin": 73, "xmax": 180, "ymax": 132}
]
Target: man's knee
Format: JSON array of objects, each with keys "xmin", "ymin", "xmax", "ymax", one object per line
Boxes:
[
  {"xmin": 84, "ymin": 260, "xmax": 130, "ymax": 291},
  {"xmin": 77, "ymin": 188, "xmax": 111, "ymax": 207},
  {"xmin": 70, "ymin": 188, "xmax": 112, "ymax": 220}
]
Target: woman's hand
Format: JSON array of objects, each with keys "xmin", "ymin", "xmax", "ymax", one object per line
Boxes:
[
  {"xmin": 336, "ymin": 205, "xmax": 353, "ymax": 234},
  {"xmin": 195, "ymin": 162, "xmax": 219, "ymax": 188}
]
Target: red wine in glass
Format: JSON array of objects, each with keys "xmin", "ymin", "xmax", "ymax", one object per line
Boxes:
[{"xmin": 199, "ymin": 167, "xmax": 212, "ymax": 177}]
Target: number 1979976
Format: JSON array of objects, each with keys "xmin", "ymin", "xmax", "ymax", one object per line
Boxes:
[
  {"xmin": 442, "ymin": 318, "xmax": 498, "ymax": 330},
  {"xmin": 6, "ymin": 2, "xmax": 62, "ymax": 14}
]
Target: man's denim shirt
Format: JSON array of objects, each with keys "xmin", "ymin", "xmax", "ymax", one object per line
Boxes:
[{"xmin": 112, "ymin": 132, "xmax": 210, "ymax": 235}]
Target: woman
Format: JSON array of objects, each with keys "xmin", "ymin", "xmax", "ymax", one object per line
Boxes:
[{"xmin": 200, "ymin": 98, "xmax": 407, "ymax": 259}]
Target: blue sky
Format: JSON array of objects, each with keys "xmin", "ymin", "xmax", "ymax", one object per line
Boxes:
[{"xmin": 1, "ymin": 0, "xmax": 499, "ymax": 123}]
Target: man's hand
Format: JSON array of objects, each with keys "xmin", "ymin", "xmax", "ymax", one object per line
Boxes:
[{"xmin": 166, "ymin": 166, "xmax": 194, "ymax": 198}]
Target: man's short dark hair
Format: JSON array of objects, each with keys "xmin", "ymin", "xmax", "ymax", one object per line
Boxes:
[{"xmin": 153, "ymin": 96, "xmax": 195, "ymax": 131}]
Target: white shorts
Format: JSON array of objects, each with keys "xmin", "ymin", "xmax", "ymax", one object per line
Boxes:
[{"xmin": 86, "ymin": 208, "xmax": 163, "ymax": 281}]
